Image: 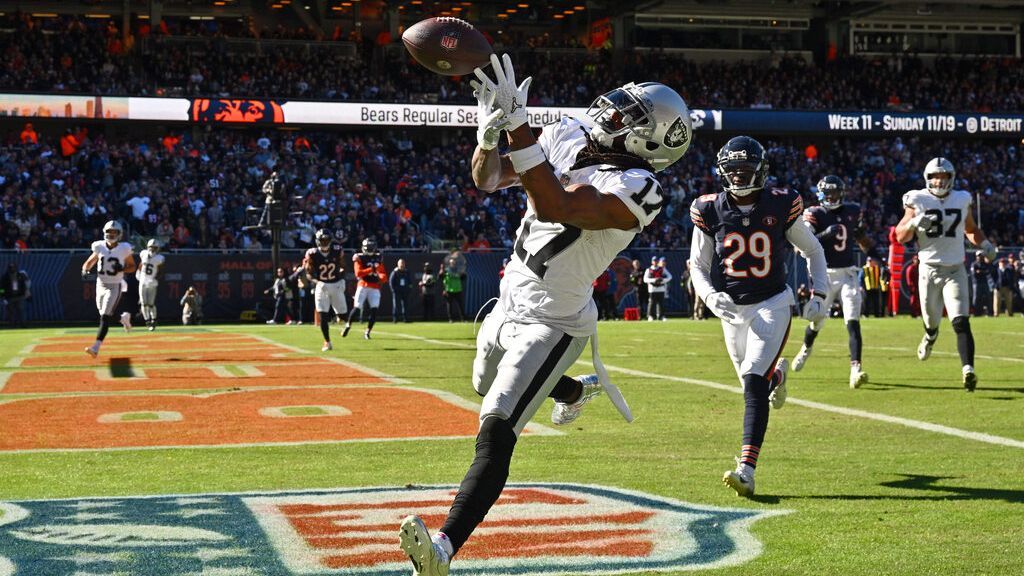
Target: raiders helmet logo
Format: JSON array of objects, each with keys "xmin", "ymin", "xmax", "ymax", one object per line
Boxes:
[{"xmin": 664, "ymin": 117, "xmax": 690, "ymax": 148}]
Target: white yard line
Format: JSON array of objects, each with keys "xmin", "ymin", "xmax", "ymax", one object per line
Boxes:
[{"xmin": 380, "ymin": 330, "xmax": 1024, "ymax": 450}]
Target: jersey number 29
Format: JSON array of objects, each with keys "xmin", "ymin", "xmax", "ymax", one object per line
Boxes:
[{"xmin": 723, "ymin": 231, "xmax": 772, "ymax": 278}]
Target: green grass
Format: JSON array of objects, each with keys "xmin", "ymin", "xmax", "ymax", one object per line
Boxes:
[{"xmin": 0, "ymin": 316, "xmax": 1022, "ymax": 575}]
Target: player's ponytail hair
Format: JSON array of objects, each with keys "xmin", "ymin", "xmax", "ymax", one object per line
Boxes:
[{"xmin": 570, "ymin": 131, "xmax": 655, "ymax": 174}]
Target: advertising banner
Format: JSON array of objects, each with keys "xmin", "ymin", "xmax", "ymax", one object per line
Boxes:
[{"xmin": 1, "ymin": 93, "xmax": 1018, "ymax": 136}]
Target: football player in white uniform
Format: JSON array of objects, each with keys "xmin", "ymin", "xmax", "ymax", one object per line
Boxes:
[
  {"xmin": 136, "ymin": 239, "xmax": 165, "ymax": 331},
  {"xmin": 896, "ymin": 157, "xmax": 997, "ymax": 391},
  {"xmin": 398, "ymin": 54, "xmax": 693, "ymax": 576},
  {"xmin": 689, "ymin": 136, "xmax": 829, "ymax": 497},
  {"xmin": 81, "ymin": 220, "xmax": 136, "ymax": 357}
]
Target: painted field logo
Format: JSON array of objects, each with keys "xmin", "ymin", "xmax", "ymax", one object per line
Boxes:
[{"xmin": 0, "ymin": 484, "xmax": 789, "ymax": 575}]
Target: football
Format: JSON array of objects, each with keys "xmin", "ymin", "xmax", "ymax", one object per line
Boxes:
[{"xmin": 401, "ymin": 17, "xmax": 492, "ymax": 76}]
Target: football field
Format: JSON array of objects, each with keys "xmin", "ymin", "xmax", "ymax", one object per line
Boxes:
[{"xmin": 0, "ymin": 316, "xmax": 1021, "ymax": 575}]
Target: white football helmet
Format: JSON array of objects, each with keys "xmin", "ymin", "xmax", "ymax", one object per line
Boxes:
[
  {"xmin": 586, "ymin": 82, "xmax": 693, "ymax": 172},
  {"xmin": 103, "ymin": 220, "xmax": 123, "ymax": 243},
  {"xmin": 923, "ymin": 157, "xmax": 955, "ymax": 197},
  {"xmin": 146, "ymin": 238, "xmax": 160, "ymax": 253}
]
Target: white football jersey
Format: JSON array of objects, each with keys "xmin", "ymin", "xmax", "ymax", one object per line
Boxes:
[
  {"xmin": 91, "ymin": 240, "xmax": 135, "ymax": 285},
  {"xmin": 500, "ymin": 117, "xmax": 664, "ymax": 337},
  {"xmin": 137, "ymin": 249, "xmax": 165, "ymax": 285},
  {"xmin": 903, "ymin": 189, "xmax": 973, "ymax": 266}
]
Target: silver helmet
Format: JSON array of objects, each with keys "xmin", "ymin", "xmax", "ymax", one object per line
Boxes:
[
  {"xmin": 103, "ymin": 220, "xmax": 123, "ymax": 243},
  {"xmin": 586, "ymin": 82, "xmax": 693, "ymax": 172},
  {"xmin": 923, "ymin": 157, "xmax": 955, "ymax": 197},
  {"xmin": 146, "ymin": 238, "xmax": 160, "ymax": 253}
]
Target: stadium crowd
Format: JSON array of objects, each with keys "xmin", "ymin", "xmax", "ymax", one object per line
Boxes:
[
  {"xmin": 2, "ymin": 125, "xmax": 1023, "ymax": 255},
  {"xmin": 1, "ymin": 15, "xmax": 1023, "ymax": 111}
]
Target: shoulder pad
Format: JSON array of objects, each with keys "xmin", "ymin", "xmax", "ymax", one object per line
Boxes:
[{"xmin": 689, "ymin": 196, "xmax": 716, "ymax": 234}]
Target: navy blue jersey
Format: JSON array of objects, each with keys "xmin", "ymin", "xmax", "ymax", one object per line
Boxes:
[
  {"xmin": 690, "ymin": 188, "xmax": 803, "ymax": 305},
  {"xmin": 802, "ymin": 202, "xmax": 861, "ymax": 268},
  {"xmin": 305, "ymin": 245, "xmax": 344, "ymax": 283}
]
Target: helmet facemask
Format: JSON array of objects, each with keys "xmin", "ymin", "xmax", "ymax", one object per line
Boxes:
[
  {"xmin": 924, "ymin": 157, "xmax": 955, "ymax": 197},
  {"xmin": 817, "ymin": 177, "xmax": 845, "ymax": 210},
  {"xmin": 718, "ymin": 157, "xmax": 766, "ymax": 198},
  {"xmin": 587, "ymin": 82, "xmax": 691, "ymax": 172}
]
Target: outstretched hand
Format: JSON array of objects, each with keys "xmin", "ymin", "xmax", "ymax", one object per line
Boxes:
[{"xmin": 473, "ymin": 53, "xmax": 531, "ymax": 131}]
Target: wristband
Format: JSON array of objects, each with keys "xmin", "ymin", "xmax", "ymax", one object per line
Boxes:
[
  {"xmin": 811, "ymin": 291, "xmax": 827, "ymax": 299},
  {"xmin": 508, "ymin": 143, "xmax": 546, "ymax": 174}
]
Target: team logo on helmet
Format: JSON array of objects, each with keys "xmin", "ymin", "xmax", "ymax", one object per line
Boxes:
[{"xmin": 664, "ymin": 117, "xmax": 690, "ymax": 148}]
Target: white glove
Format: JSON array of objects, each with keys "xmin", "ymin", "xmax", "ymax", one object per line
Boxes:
[
  {"xmin": 910, "ymin": 212, "xmax": 936, "ymax": 233},
  {"xmin": 473, "ymin": 53, "xmax": 531, "ymax": 131},
  {"xmin": 705, "ymin": 291, "xmax": 740, "ymax": 323},
  {"xmin": 980, "ymin": 239, "xmax": 997, "ymax": 262},
  {"xmin": 469, "ymin": 78, "xmax": 509, "ymax": 151},
  {"xmin": 803, "ymin": 293, "xmax": 828, "ymax": 323}
]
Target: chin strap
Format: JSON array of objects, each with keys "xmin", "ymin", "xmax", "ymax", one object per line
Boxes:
[{"xmin": 590, "ymin": 329, "xmax": 634, "ymax": 423}]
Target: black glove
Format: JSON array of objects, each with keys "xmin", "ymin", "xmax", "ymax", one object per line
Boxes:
[
  {"xmin": 816, "ymin": 224, "xmax": 841, "ymax": 241},
  {"xmin": 363, "ymin": 274, "xmax": 380, "ymax": 284},
  {"xmin": 110, "ymin": 260, "xmax": 124, "ymax": 273},
  {"xmin": 81, "ymin": 269, "xmax": 92, "ymax": 280}
]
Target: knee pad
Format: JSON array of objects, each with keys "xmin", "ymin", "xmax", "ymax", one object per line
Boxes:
[
  {"xmin": 952, "ymin": 316, "xmax": 970, "ymax": 334},
  {"xmin": 477, "ymin": 416, "xmax": 517, "ymax": 451}
]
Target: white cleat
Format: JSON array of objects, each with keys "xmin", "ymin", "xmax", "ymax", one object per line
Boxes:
[
  {"xmin": 723, "ymin": 457, "xmax": 755, "ymax": 497},
  {"xmin": 84, "ymin": 346, "xmax": 99, "ymax": 358},
  {"xmin": 120, "ymin": 311, "xmax": 132, "ymax": 333},
  {"xmin": 850, "ymin": 364, "xmax": 869, "ymax": 389},
  {"xmin": 917, "ymin": 334, "xmax": 935, "ymax": 361},
  {"xmin": 792, "ymin": 345, "xmax": 811, "ymax": 372},
  {"xmin": 768, "ymin": 358, "xmax": 788, "ymax": 409},
  {"xmin": 962, "ymin": 365, "xmax": 977, "ymax": 393},
  {"xmin": 399, "ymin": 515, "xmax": 450, "ymax": 576},
  {"xmin": 551, "ymin": 374, "xmax": 602, "ymax": 425},
  {"xmin": 321, "ymin": 341, "xmax": 333, "ymax": 352},
  {"xmin": 843, "ymin": 360, "xmax": 868, "ymax": 387}
]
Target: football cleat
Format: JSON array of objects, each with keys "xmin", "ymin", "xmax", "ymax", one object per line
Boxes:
[
  {"xmin": 84, "ymin": 345, "xmax": 99, "ymax": 358},
  {"xmin": 399, "ymin": 515, "xmax": 450, "ymax": 576},
  {"xmin": 147, "ymin": 321, "xmax": 156, "ymax": 332},
  {"xmin": 962, "ymin": 365, "xmax": 977, "ymax": 392},
  {"xmin": 322, "ymin": 341, "xmax": 333, "ymax": 352},
  {"xmin": 342, "ymin": 324, "xmax": 352, "ymax": 338},
  {"xmin": 551, "ymin": 374, "xmax": 602, "ymax": 425},
  {"xmin": 120, "ymin": 311, "xmax": 132, "ymax": 333},
  {"xmin": 723, "ymin": 457, "xmax": 755, "ymax": 497},
  {"xmin": 917, "ymin": 334, "xmax": 936, "ymax": 361},
  {"xmin": 792, "ymin": 345, "xmax": 811, "ymax": 372},
  {"xmin": 363, "ymin": 330, "xmax": 371, "ymax": 340},
  {"xmin": 850, "ymin": 364, "xmax": 869, "ymax": 389},
  {"xmin": 768, "ymin": 358, "xmax": 788, "ymax": 409}
]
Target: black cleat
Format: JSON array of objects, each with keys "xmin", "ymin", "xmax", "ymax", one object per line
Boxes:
[{"xmin": 342, "ymin": 324, "xmax": 351, "ymax": 338}]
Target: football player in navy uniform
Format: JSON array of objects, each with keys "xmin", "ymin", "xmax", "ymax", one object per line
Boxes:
[
  {"xmin": 304, "ymin": 229, "xmax": 347, "ymax": 352},
  {"xmin": 792, "ymin": 176, "xmax": 880, "ymax": 389},
  {"xmin": 342, "ymin": 237, "xmax": 387, "ymax": 340},
  {"xmin": 399, "ymin": 54, "xmax": 693, "ymax": 576},
  {"xmin": 689, "ymin": 136, "xmax": 828, "ymax": 497}
]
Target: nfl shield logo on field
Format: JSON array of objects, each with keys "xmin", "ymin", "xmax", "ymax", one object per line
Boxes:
[
  {"xmin": 0, "ymin": 484, "xmax": 790, "ymax": 575},
  {"xmin": 440, "ymin": 32, "xmax": 460, "ymax": 51}
]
